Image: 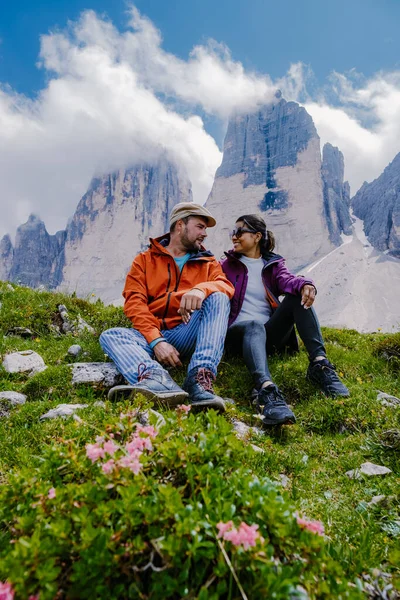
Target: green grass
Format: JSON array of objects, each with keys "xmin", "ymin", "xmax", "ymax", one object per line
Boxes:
[{"xmin": 0, "ymin": 281, "xmax": 399, "ymax": 593}]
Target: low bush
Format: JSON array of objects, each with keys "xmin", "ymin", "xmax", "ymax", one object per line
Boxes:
[{"xmin": 0, "ymin": 409, "xmax": 362, "ymax": 599}]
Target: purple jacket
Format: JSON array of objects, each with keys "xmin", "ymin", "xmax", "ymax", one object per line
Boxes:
[{"xmin": 220, "ymin": 250, "xmax": 315, "ymax": 327}]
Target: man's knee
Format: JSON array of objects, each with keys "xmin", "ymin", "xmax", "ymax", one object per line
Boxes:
[
  {"xmin": 203, "ymin": 292, "xmax": 230, "ymax": 311},
  {"xmin": 99, "ymin": 327, "xmax": 141, "ymax": 349}
]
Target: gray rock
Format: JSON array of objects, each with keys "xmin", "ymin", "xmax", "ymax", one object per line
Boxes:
[
  {"xmin": 75, "ymin": 316, "xmax": 95, "ymax": 335},
  {"xmin": 231, "ymin": 418, "xmax": 264, "ymax": 440},
  {"xmin": 322, "ymin": 143, "xmax": 353, "ymax": 244},
  {"xmin": 352, "ymin": 152, "xmax": 400, "ymax": 257},
  {"xmin": 250, "ymin": 443, "xmax": 265, "ymax": 454},
  {"xmin": 277, "ymin": 474, "xmax": 290, "ymax": 487},
  {"xmin": 28, "ymin": 364, "xmax": 48, "ymax": 377},
  {"xmin": 368, "ymin": 495, "xmax": 387, "ymax": 506},
  {"xmin": 377, "ymin": 390, "xmax": 400, "ymax": 407},
  {"xmin": 0, "ymin": 391, "xmax": 27, "ymax": 406},
  {"xmin": 71, "ymin": 362, "xmax": 124, "ymax": 387},
  {"xmin": 2, "ymin": 350, "xmax": 46, "ymax": 374},
  {"xmin": 6, "ymin": 327, "xmax": 34, "ymax": 338},
  {"xmin": 6, "ymin": 283, "xmax": 14, "ymax": 291},
  {"xmin": 346, "ymin": 462, "xmax": 392, "ymax": 479},
  {"xmin": 40, "ymin": 403, "xmax": 88, "ymax": 420},
  {"xmin": 137, "ymin": 408, "xmax": 166, "ymax": 429},
  {"xmin": 68, "ymin": 344, "xmax": 82, "ymax": 357},
  {"xmin": 93, "ymin": 400, "xmax": 106, "ymax": 408}
]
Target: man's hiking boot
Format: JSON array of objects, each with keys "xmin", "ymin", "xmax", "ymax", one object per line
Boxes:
[
  {"xmin": 183, "ymin": 368, "xmax": 226, "ymax": 412},
  {"xmin": 108, "ymin": 363, "xmax": 188, "ymax": 406},
  {"xmin": 307, "ymin": 359, "xmax": 350, "ymax": 397},
  {"xmin": 256, "ymin": 384, "xmax": 296, "ymax": 426}
]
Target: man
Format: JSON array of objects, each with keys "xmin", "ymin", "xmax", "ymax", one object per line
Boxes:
[{"xmin": 101, "ymin": 203, "xmax": 234, "ymax": 411}]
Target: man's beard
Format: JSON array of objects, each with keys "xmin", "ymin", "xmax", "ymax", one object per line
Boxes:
[{"xmin": 181, "ymin": 228, "xmax": 203, "ymax": 251}]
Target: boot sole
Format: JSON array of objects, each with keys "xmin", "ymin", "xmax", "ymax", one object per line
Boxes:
[
  {"xmin": 108, "ymin": 385, "xmax": 188, "ymax": 407},
  {"xmin": 262, "ymin": 416, "xmax": 296, "ymax": 426},
  {"xmin": 190, "ymin": 398, "xmax": 227, "ymax": 413}
]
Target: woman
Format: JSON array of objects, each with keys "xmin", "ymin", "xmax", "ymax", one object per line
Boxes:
[{"xmin": 221, "ymin": 214, "xmax": 349, "ymax": 426}]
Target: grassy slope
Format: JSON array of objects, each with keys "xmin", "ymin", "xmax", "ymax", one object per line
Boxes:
[{"xmin": 0, "ymin": 282, "xmax": 399, "ymax": 589}]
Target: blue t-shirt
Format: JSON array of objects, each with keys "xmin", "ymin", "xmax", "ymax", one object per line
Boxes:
[{"xmin": 174, "ymin": 253, "xmax": 191, "ymax": 271}]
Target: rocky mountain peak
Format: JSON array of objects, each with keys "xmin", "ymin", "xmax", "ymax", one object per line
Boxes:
[
  {"xmin": 321, "ymin": 143, "xmax": 352, "ymax": 244},
  {"xmin": 351, "ymin": 152, "xmax": 400, "ymax": 257}
]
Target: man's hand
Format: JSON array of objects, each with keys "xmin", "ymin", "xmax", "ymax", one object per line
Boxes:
[
  {"xmin": 178, "ymin": 288, "xmax": 206, "ymax": 324},
  {"xmin": 301, "ymin": 284, "xmax": 316, "ymax": 309},
  {"xmin": 154, "ymin": 341, "xmax": 182, "ymax": 367}
]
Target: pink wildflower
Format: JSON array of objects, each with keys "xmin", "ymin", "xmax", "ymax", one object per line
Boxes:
[
  {"xmin": 86, "ymin": 443, "xmax": 105, "ymax": 463},
  {"xmin": 28, "ymin": 595, "xmax": 40, "ymax": 600},
  {"xmin": 0, "ymin": 582, "xmax": 14, "ymax": 600},
  {"xmin": 217, "ymin": 521, "xmax": 263, "ymax": 550},
  {"xmin": 135, "ymin": 424, "xmax": 158, "ymax": 439},
  {"xmin": 47, "ymin": 487, "xmax": 56, "ymax": 500},
  {"xmin": 176, "ymin": 404, "xmax": 191, "ymax": 414},
  {"xmin": 118, "ymin": 455, "xmax": 142, "ymax": 474},
  {"xmin": 103, "ymin": 440, "xmax": 119, "ymax": 456},
  {"xmin": 296, "ymin": 516, "xmax": 325, "ymax": 536},
  {"xmin": 101, "ymin": 459, "xmax": 115, "ymax": 474}
]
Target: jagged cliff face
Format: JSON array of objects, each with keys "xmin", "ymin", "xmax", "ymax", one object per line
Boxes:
[
  {"xmin": 3, "ymin": 216, "xmax": 66, "ymax": 288},
  {"xmin": 207, "ymin": 99, "xmax": 333, "ymax": 268},
  {"xmin": 0, "ymin": 161, "xmax": 192, "ymax": 300},
  {"xmin": 206, "ymin": 96, "xmax": 342, "ymax": 268},
  {"xmin": 59, "ymin": 161, "xmax": 192, "ymax": 302},
  {"xmin": 352, "ymin": 152, "xmax": 400, "ymax": 258},
  {"xmin": 0, "ymin": 234, "xmax": 13, "ymax": 281},
  {"xmin": 322, "ymin": 143, "xmax": 353, "ymax": 245}
]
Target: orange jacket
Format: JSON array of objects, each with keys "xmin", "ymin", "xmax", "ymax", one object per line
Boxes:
[{"xmin": 123, "ymin": 235, "xmax": 235, "ymax": 344}]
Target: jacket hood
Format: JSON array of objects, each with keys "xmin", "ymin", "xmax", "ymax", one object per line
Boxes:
[
  {"xmin": 149, "ymin": 234, "xmax": 215, "ymax": 260},
  {"xmin": 224, "ymin": 249, "xmax": 283, "ymax": 265}
]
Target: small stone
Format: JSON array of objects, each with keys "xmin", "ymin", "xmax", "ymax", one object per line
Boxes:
[
  {"xmin": 346, "ymin": 462, "xmax": 392, "ymax": 479},
  {"xmin": 75, "ymin": 316, "xmax": 95, "ymax": 335},
  {"xmin": 68, "ymin": 344, "xmax": 82, "ymax": 357},
  {"xmin": 40, "ymin": 403, "xmax": 88, "ymax": 420},
  {"xmin": 93, "ymin": 401, "xmax": 106, "ymax": 408},
  {"xmin": 2, "ymin": 350, "xmax": 46, "ymax": 374},
  {"xmin": 6, "ymin": 283, "xmax": 14, "ymax": 291},
  {"xmin": 137, "ymin": 408, "xmax": 166, "ymax": 429},
  {"xmin": 28, "ymin": 365, "xmax": 48, "ymax": 377},
  {"xmin": 368, "ymin": 495, "xmax": 387, "ymax": 506},
  {"xmin": 0, "ymin": 391, "xmax": 27, "ymax": 406},
  {"xmin": 250, "ymin": 443, "xmax": 265, "ymax": 453},
  {"xmin": 6, "ymin": 327, "xmax": 34, "ymax": 338},
  {"xmin": 301, "ymin": 454, "xmax": 309, "ymax": 464},
  {"xmin": 278, "ymin": 474, "xmax": 290, "ymax": 487},
  {"xmin": 71, "ymin": 362, "xmax": 124, "ymax": 388},
  {"xmin": 377, "ymin": 390, "xmax": 400, "ymax": 407},
  {"xmin": 231, "ymin": 418, "xmax": 264, "ymax": 440}
]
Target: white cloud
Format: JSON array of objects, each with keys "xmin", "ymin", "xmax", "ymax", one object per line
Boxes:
[{"xmin": 1, "ymin": 7, "xmax": 400, "ymax": 239}]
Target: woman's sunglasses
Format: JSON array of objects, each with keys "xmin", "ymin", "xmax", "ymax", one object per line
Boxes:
[{"xmin": 230, "ymin": 226, "xmax": 257, "ymax": 238}]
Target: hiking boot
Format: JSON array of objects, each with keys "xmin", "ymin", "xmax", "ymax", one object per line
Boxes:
[
  {"xmin": 256, "ymin": 385, "xmax": 296, "ymax": 426},
  {"xmin": 108, "ymin": 363, "xmax": 188, "ymax": 406},
  {"xmin": 183, "ymin": 368, "xmax": 226, "ymax": 412},
  {"xmin": 307, "ymin": 359, "xmax": 350, "ymax": 397}
]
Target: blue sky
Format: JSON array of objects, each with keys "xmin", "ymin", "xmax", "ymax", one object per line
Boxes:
[
  {"xmin": 2, "ymin": 0, "xmax": 400, "ymax": 97},
  {"xmin": 1, "ymin": 0, "xmax": 400, "ymax": 237}
]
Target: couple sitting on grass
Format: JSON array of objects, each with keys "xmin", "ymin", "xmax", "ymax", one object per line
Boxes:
[{"xmin": 100, "ymin": 203, "xmax": 349, "ymax": 426}]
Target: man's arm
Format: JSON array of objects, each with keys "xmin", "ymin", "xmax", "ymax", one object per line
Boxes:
[{"xmin": 123, "ymin": 256, "xmax": 164, "ymax": 345}]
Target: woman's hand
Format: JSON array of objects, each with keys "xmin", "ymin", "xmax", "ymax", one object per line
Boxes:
[{"xmin": 300, "ymin": 284, "xmax": 316, "ymax": 309}]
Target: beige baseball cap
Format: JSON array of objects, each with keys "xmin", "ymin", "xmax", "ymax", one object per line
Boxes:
[{"xmin": 169, "ymin": 202, "xmax": 217, "ymax": 228}]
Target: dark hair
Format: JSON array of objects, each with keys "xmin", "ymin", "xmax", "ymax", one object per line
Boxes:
[
  {"xmin": 236, "ymin": 214, "xmax": 275, "ymax": 254},
  {"xmin": 170, "ymin": 216, "xmax": 190, "ymax": 233}
]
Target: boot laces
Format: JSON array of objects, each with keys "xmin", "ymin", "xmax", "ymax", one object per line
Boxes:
[
  {"xmin": 137, "ymin": 363, "xmax": 151, "ymax": 382},
  {"xmin": 261, "ymin": 386, "xmax": 287, "ymax": 408},
  {"xmin": 196, "ymin": 368, "xmax": 215, "ymax": 392}
]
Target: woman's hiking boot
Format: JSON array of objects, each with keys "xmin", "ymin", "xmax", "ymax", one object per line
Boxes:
[
  {"xmin": 256, "ymin": 385, "xmax": 296, "ymax": 426},
  {"xmin": 183, "ymin": 368, "xmax": 226, "ymax": 412},
  {"xmin": 307, "ymin": 359, "xmax": 350, "ymax": 397}
]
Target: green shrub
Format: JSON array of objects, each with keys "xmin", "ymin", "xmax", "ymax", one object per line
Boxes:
[
  {"xmin": 373, "ymin": 332, "xmax": 400, "ymax": 373},
  {"xmin": 0, "ymin": 410, "xmax": 362, "ymax": 599}
]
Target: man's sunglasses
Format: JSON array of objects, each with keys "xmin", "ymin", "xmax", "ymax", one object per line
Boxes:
[{"xmin": 230, "ymin": 226, "xmax": 257, "ymax": 238}]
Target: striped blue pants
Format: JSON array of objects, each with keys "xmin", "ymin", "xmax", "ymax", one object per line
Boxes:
[{"xmin": 99, "ymin": 292, "xmax": 230, "ymax": 384}]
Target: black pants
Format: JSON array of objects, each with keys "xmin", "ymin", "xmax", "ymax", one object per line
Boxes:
[{"xmin": 225, "ymin": 294, "xmax": 326, "ymax": 389}]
